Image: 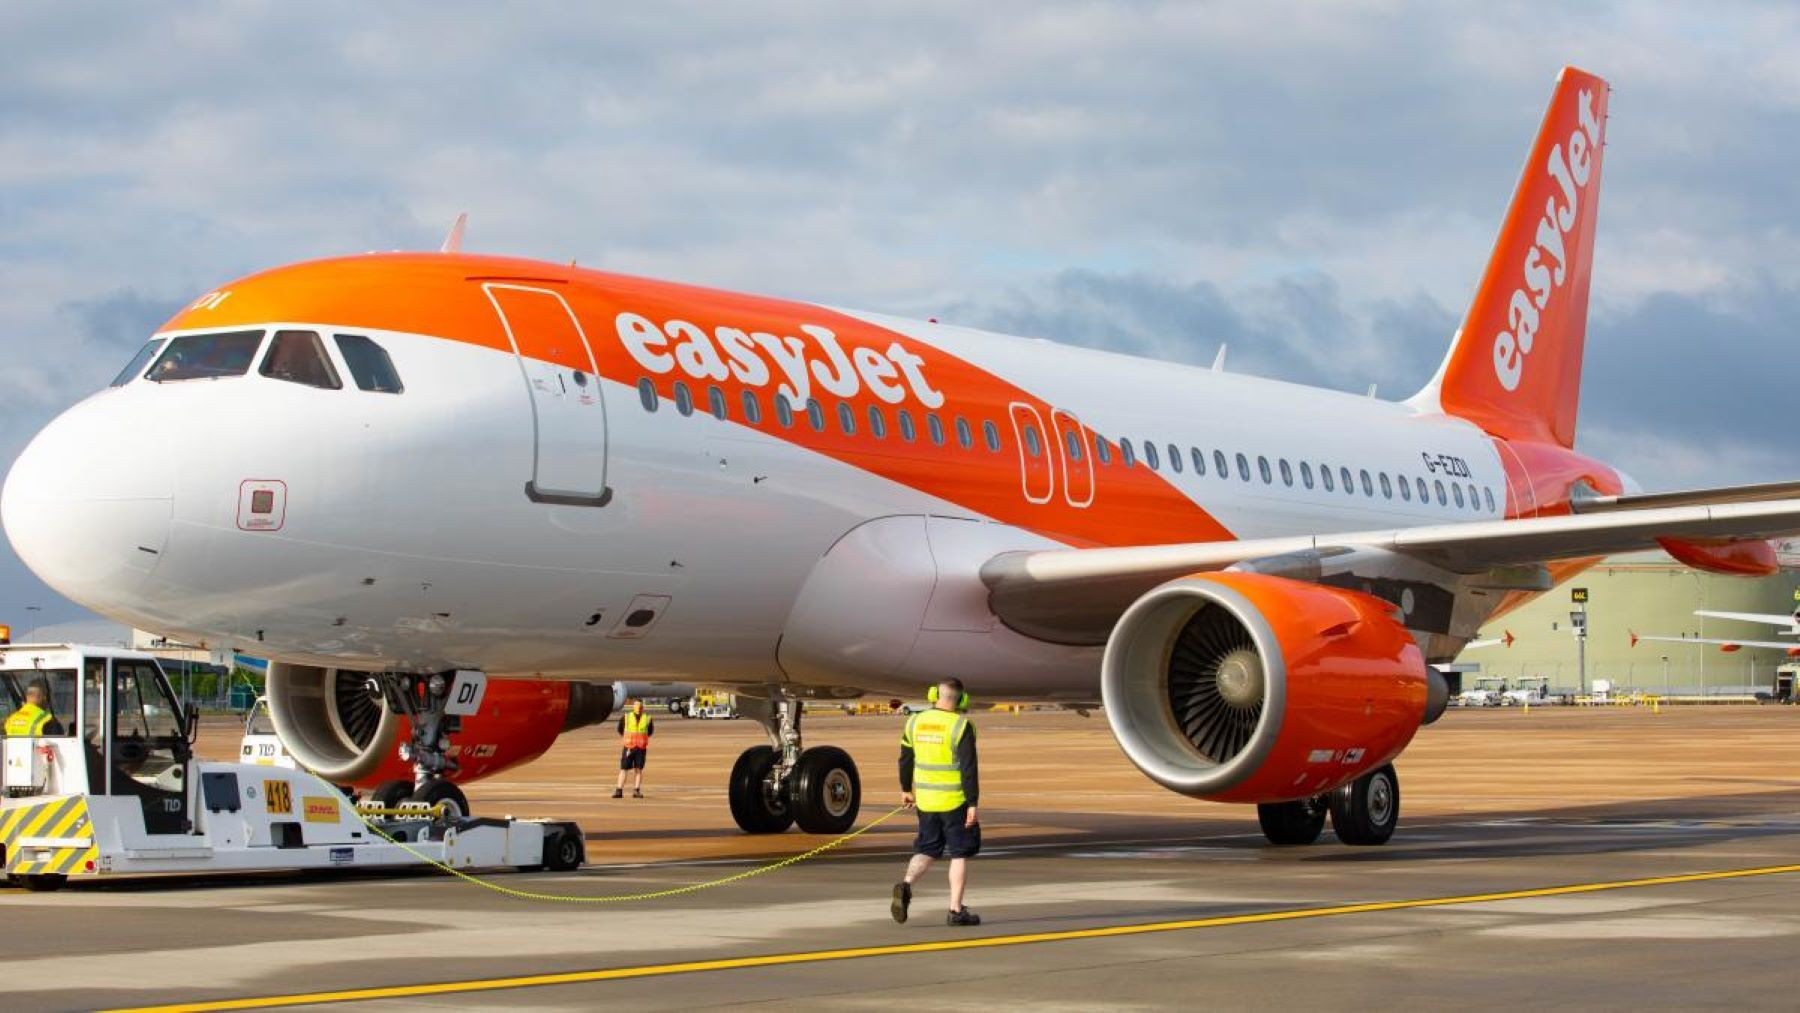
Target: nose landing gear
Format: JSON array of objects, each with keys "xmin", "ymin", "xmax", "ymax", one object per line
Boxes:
[
  {"xmin": 729, "ymin": 691, "xmax": 862, "ymax": 835},
  {"xmin": 370, "ymin": 672, "xmax": 473, "ymax": 818}
]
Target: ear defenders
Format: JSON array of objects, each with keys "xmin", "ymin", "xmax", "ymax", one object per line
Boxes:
[{"xmin": 927, "ymin": 684, "xmax": 971, "ymax": 712}]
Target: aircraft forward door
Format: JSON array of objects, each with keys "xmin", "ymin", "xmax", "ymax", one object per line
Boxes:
[
  {"xmin": 1008, "ymin": 402, "xmax": 1055, "ymax": 505},
  {"xmin": 484, "ymin": 284, "xmax": 611, "ymax": 507}
]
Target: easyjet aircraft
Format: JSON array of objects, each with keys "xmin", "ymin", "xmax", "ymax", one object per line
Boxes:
[{"xmin": 7, "ymin": 66, "xmax": 1800, "ymax": 845}]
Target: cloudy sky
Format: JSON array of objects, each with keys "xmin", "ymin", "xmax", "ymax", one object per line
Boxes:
[{"xmin": 3, "ymin": 2, "xmax": 1798, "ymax": 630}]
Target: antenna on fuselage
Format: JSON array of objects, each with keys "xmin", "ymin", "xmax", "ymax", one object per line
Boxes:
[
  {"xmin": 439, "ymin": 212, "xmax": 468, "ymax": 253},
  {"xmin": 1210, "ymin": 343, "xmax": 1228, "ymax": 372}
]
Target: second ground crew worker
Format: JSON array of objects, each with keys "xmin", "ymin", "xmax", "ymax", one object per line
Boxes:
[
  {"xmin": 4, "ymin": 682, "xmax": 62, "ymax": 737},
  {"xmin": 891, "ymin": 676, "xmax": 981, "ymax": 926},
  {"xmin": 612, "ymin": 698, "xmax": 654, "ymax": 798}
]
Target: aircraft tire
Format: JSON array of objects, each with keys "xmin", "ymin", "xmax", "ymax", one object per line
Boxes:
[
  {"xmin": 789, "ymin": 746, "xmax": 861, "ymax": 835},
  {"xmin": 1256, "ymin": 798, "xmax": 1327, "ymax": 845},
  {"xmin": 729, "ymin": 745, "xmax": 794, "ymax": 834},
  {"xmin": 1328, "ymin": 764, "xmax": 1399, "ymax": 846},
  {"xmin": 411, "ymin": 779, "xmax": 470, "ymax": 821}
]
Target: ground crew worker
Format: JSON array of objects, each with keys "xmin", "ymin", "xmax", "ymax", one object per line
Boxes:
[
  {"xmin": 612, "ymin": 698, "xmax": 654, "ymax": 798},
  {"xmin": 891, "ymin": 676, "xmax": 981, "ymax": 926},
  {"xmin": 4, "ymin": 683, "xmax": 62, "ymax": 737}
]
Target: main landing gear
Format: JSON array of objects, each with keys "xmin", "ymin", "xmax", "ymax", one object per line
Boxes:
[
  {"xmin": 367, "ymin": 672, "xmax": 472, "ymax": 820},
  {"xmin": 1256, "ymin": 763, "xmax": 1399, "ymax": 847},
  {"xmin": 729, "ymin": 690, "xmax": 862, "ymax": 835}
]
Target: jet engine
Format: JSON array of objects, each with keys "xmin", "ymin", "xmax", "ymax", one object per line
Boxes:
[
  {"xmin": 264, "ymin": 663, "xmax": 613, "ymax": 786},
  {"xmin": 1101, "ymin": 572, "xmax": 1429, "ymax": 804}
]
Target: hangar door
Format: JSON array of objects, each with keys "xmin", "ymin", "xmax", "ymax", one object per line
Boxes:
[{"xmin": 483, "ymin": 283, "xmax": 611, "ymax": 506}]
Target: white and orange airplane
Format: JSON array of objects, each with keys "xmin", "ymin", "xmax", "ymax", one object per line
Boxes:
[{"xmin": 7, "ymin": 66, "xmax": 1800, "ymax": 845}]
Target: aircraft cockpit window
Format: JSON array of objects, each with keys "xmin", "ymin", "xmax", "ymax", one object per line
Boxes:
[
  {"xmin": 259, "ymin": 330, "xmax": 342, "ymax": 390},
  {"xmin": 334, "ymin": 334, "xmax": 404, "ymax": 393},
  {"xmin": 112, "ymin": 338, "xmax": 165, "ymax": 387},
  {"xmin": 147, "ymin": 329, "xmax": 265, "ymax": 382}
]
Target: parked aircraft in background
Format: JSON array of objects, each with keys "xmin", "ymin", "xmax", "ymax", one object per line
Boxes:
[{"xmin": 8, "ymin": 66, "xmax": 1800, "ymax": 846}]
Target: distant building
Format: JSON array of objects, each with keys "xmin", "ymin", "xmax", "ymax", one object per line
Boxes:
[{"xmin": 1463, "ymin": 550, "xmax": 1800, "ymax": 695}]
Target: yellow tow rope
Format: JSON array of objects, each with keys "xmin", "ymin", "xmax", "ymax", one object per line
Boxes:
[{"xmin": 355, "ymin": 804, "xmax": 908, "ymax": 904}]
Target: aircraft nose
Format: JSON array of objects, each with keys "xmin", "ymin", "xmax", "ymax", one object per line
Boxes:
[{"xmin": 2, "ymin": 396, "xmax": 173, "ymax": 611}]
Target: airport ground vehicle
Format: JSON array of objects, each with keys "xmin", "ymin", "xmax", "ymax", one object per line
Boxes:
[
  {"xmin": 2, "ymin": 644, "xmax": 582, "ymax": 891},
  {"xmin": 1457, "ymin": 677, "xmax": 1509, "ymax": 708},
  {"xmin": 9, "ymin": 68, "xmax": 1800, "ymax": 850},
  {"xmin": 1501, "ymin": 677, "xmax": 1554, "ymax": 706}
]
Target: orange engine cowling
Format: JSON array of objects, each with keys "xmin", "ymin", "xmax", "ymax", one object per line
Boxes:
[
  {"xmin": 1101, "ymin": 572, "xmax": 1428, "ymax": 804},
  {"xmin": 265, "ymin": 663, "xmax": 613, "ymax": 787}
]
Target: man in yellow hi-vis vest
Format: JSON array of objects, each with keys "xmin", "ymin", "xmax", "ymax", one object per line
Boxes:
[
  {"xmin": 891, "ymin": 677, "xmax": 981, "ymax": 926},
  {"xmin": 4, "ymin": 683, "xmax": 59, "ymax": 737},
  {"xmin": 612, "ymin": 699, "xmax": 654, "ymax": 798}
]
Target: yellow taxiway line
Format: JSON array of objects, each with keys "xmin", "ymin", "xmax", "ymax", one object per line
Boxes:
[{"xmin": 107, "ymin": 862, "xmax": 1800, "ymax": 1012}]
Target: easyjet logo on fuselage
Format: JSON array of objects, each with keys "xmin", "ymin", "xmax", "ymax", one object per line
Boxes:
[
  {"xmin": 616, "ymin": 311, "xmax": 946, "ymax": 411},
  {"xmin": 1491, "ymin": 87, "xmax": 1603, "ymax": 392}
]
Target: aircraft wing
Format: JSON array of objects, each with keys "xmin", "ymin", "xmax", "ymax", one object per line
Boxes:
[
  {"xmin": 1693, "ymin": 609, "xmax": 1800, "ymax": 631},
  {"xmin": 983, "ymin": 493, "xmax": 1800, "ymax": 644},
  {"xmin": 1631, "ymin": 632, "xmax": 1800, "ymax": 652}
]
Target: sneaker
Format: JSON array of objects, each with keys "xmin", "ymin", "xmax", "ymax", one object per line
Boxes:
[
  {"xmin": 946, "ymin": 908, "xmax": 981, "ymax": 927},
  {"xmin": 611, "ymin": 789, "xmax": 624, "ymax": 799},
  {"xmin": 890, "ymin": 882, "xmax": 912, "ymax": 924},
  {"xmin": 632, "ymin": 789, "xmax": 644, "ymax": 799}
]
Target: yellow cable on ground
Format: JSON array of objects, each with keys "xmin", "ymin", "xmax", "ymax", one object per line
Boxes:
[{"xmin": 356, "ymin": 804, "xmax": 908, "ymax": 904}]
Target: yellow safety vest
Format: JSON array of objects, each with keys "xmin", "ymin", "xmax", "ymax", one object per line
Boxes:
[
  {"xmin": 903, "ymin": 708, "xmax": 970, "ymax": 812},
  {"xmin": 4, "ymin": 703, "xmax": 50, "ymax": 737},
  {"xmin": 622, "ymin": 711, "xmax": 652, "ymax": 750}
]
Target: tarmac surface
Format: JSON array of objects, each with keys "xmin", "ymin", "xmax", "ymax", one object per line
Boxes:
[{"xmin": 10, "ymin": 705, "xmax": 1800, "ymax": 1010}]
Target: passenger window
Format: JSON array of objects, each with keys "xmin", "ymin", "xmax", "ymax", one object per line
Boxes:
[
  {"xmin": 1453, "ymin": 483, "xmax": 1466, "ymax": 508},
  {"xmin": 1484, "ymin": 487, "xmax": 1496, "ymax": 513},
  {"xmin": 1321, "ymin": 465, "xmax": 1335, "ymax": 492},
  {"xmin": 1300, "ymin": 461, "xmax": 1314, "ymax": 489},
  {"xmin": 898, "ymin": 409, "xmax": 917, "ymax": 442},
  {"xmin": 1236, "ymin": 453, "xmax": 1251, "ymax": 482},
  {"xmin": 1415, "ymin": 477, "xmax": 1429, "ymax": 503},
  {"xmin": 1399, "ymin": 475, "xmax": 1412, "ymax": 501},
  {"xmin": 1024, "ymin": 424, "xmax": 1043, "ymax": 458},
  {"xmin": 1143, "ymin": 441, "xmax": 1159, "ymax": 470},
  {"xmin": 1279, "ymin": 459, "xmax": 1293, "ymax": 486},
  {"xmin": 1191, "ymin": 448, "xmax": 1206, "ymax": 475},
  {"xmin": 928, "ymin": 414, "xmax": 946, "ymax": 446},
  {"xmin": 1359, "ymin": 469, "xmax": 1373, "ymax": 497},
  {"xmin": 260, "ymin": 330, "xmax": 342, "ymax": 389},
  {"xmin": 955, "ymin": 416, "xmax": 973, "ymax": 449},
  {"xmin": 1257, "ymin": 456, "xmax": 1272, "ymax": 484},
  {"xmin": 1379, "ymin": 473, "xmax": 1393, "ymax": 499},
  {"xmin": 776, "ymin": 395, "xmax": 795, "ymax": 428},
  {"xmin": 983, "ymin": 420, "xmax": 1002, "ymax": 452},
  {"xmin": 638, "ymin": 378, "xmax": 658, "ymax": 412},
  {"xmin": 868, "ymin": 405, "xmax": 888, "ymax": 439},
  {"xmin": 148, "ymin": 329, "xmax": 264, "ymax": 382},
  {"xmin": 1167, "ymin": 444, "xmax": 1181, "ymax": 473},
  {"xmin": 112, "ymin": 338, "xmax": 165, "ymax": 387},
  {"xmin": 1095, "ymin": 439, "xmax": 1112, "ymax": 465},
  {"xmin": 741, "ymin": 389, "xmax": 763, "ymax": 424},
  {"xmin": 805, "ymin": 399, "xmax": 826, "ymax": 432},
  {"xmin": 1340, "ymin": 467, "xmax": 1354, "ymax": 495},
  {"xmin": 334, "ymin": 334, "xmax": 404, "ymax": 393},
  {"xmin": 1121, "ymin": 439, "xmax": 1138, "ymax": 467},
  {"xmin": 673, "ymin": 381, "xmax": 694, "ymax": 417},
  {"xmin": 1066, "ymin": 430, "xmax": 1085, "ymax": 462},
  {"xmin": 1214, "ymin": 450, "xmax": 1229, "ymax": 480},
  {"xmin": 1434, "ymin": 479, "xmax": 1447, "ymax": 505},
  {"xmin": 838, "ymin": 402, "xmax": 857, "ymax": 435},
  {"xmin": 708, "ymin": 386, "xmax": 728, "ymax": 420}
]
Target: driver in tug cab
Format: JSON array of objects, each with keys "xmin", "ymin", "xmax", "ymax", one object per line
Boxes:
[{"xmin": 5, "ymin": 682, "xmax": 64, "ymax": 737}]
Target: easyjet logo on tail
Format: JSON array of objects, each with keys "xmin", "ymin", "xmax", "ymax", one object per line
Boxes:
[
  {"xmin": 616, "ymin": 312, "xmax": 945, "ymax": 410},
  {"xmin": 1492, "ymin": 88, "xmax": 1604, "ymax": 391}
]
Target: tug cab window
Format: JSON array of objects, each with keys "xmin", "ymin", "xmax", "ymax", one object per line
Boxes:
[
  {"xmin": 111, "ymin": 338, "xmax": 165, "ymax": 387},
  {"xmin": 259, "ymin": 330, "xmax": 342, "ymax": 389},
  {"xmin": 333, "ymin": 334, "xmax": 404, "ymax": 393},
  {"xmin": 148, "ymin": 329, "xmax": 264, "ymax": 382}
]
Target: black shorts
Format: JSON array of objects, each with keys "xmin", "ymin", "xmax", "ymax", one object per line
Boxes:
[
  {"xmin": 620, "ymin": 747, "xmax": 647, "ymax": 770},
  {"xmin": 914, "ymin": 805, "xmax": 980, "ymax": 859}
]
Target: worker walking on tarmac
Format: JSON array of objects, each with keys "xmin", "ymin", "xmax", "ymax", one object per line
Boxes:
[
  {"xmin": 891, "ymin": 676, "xmax": 981, "ymax": 926},
  {"xmin": 612, "ymin": 698, "xmax": 654, "ymax": 798},
  {"xmin": 4, "ymin": 682, "xmax": 62, "ymax": 737}
]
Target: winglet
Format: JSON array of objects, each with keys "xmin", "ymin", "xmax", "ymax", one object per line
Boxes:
[{"xmin": 440, "ymin": 212, "xmax": 468, "ymax": 254}]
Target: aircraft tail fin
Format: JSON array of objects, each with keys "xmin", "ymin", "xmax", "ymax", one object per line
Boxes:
[{"xmin": 1410, "ymin": 67, "xmax": 1610, "ymax": 449}]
